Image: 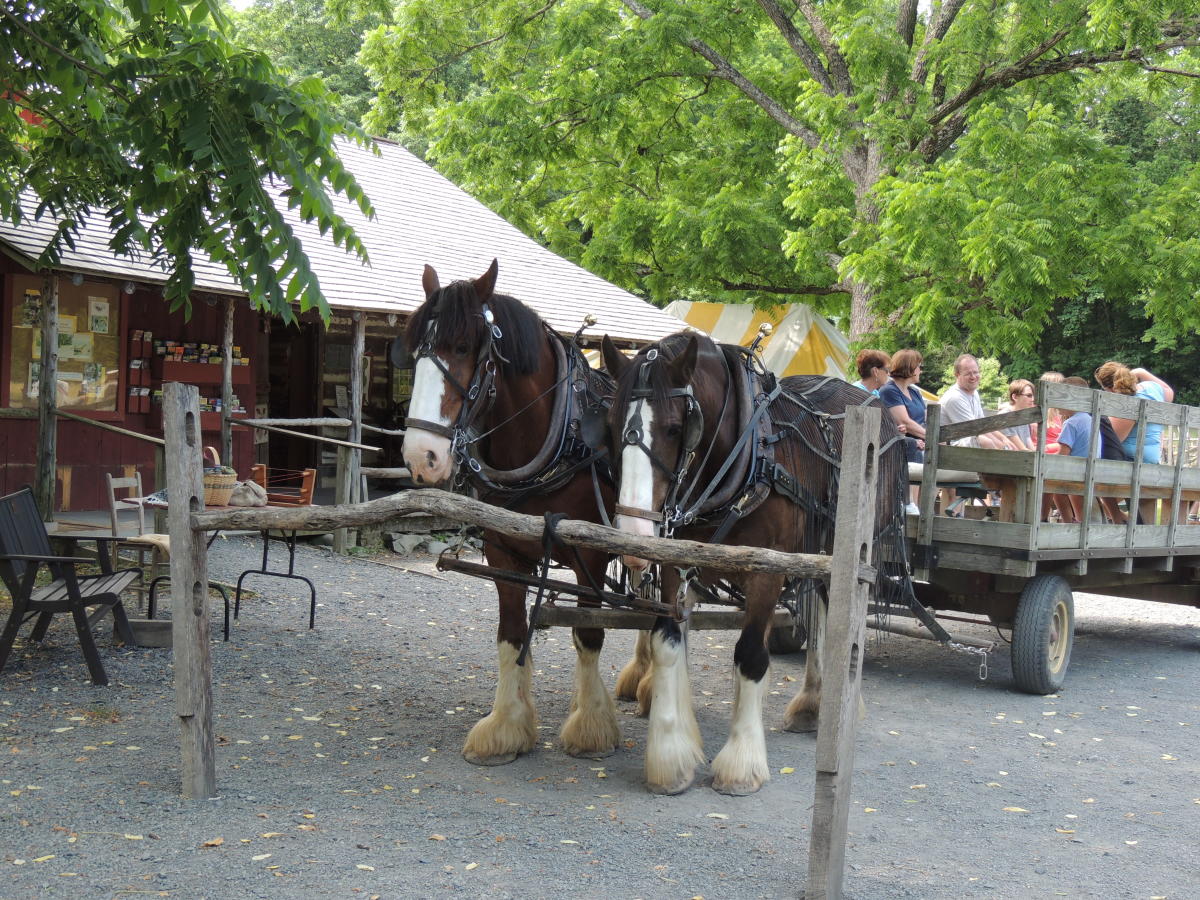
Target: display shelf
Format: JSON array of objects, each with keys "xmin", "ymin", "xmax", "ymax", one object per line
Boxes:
[{"xmin": 153, "ymin": 358, "xmax": 252, "ymax": 385}]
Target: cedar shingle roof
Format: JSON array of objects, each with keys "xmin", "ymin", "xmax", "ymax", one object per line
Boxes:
[{"xmin": 0, "ymin": 138, "xmax": 681, "ymax": 343}]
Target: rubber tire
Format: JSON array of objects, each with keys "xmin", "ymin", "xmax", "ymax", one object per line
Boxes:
[
  {"xmin": 1011, "ymin": 575, "xmax": 1074, "ymax": 694},
  {"xmin": 768, "ymin": 623, "xmax": 807, "ymax": 655}
]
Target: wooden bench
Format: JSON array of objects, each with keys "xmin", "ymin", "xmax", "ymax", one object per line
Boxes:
[{"xmin": 0, "ymin": 487, "xmax": 139, "ymax": 685}]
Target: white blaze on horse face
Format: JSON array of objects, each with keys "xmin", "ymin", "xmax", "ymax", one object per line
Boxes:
[
  {"xmin": 615, "ymin": 401, "xmax": 657, "ymax": 567},
  {"xmin": 401, "ymin": 355, "xmax": 454, "ymax": 485}
]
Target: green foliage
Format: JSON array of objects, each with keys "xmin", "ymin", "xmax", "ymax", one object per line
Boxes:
[
  {"xmin": 359, "ymin": 0, "xmax": 1200, "ymax": 353},
  {"xmin": 232, "ymin": 0, "xmax": 384, "ymax": 127},
  {"xmin": 0, "ymin": 0, "xmax": 375, "ymax": 320}
]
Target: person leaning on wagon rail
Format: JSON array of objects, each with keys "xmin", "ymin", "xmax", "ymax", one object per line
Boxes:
[
  {"xmin": 939, "ymin": 354, "xmax": 1012, "ymax": 450},
  {"xmin": 1094, "ymin": 361, "xmax": 1174, "ymax": 464},
  {"xmin": 1095, "ymin": 361, "xmax": 1174, "ymax": 524}
]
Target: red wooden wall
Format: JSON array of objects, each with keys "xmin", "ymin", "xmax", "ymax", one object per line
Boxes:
[{"xmin": 1, "ymin": 263, "xmax": 259, "ymax": 511}]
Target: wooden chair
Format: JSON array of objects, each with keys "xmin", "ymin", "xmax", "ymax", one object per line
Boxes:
[
  {"xmin": 236, "ymin": 466, "xmax": 319, "ymax": 629},
  {"xmin": 0, "ymin": 486, "xmax": 138, "ymax": 685},
  {"xmin": 249, "ymin": 465, "xmax": 316, "ymax": 506},
  {"xmin": 105, "ymin": 472, "xmax": 171, "ymax": 610},
  {"xmin": 105, "ymin": 473, "xmax": 232, "ymax": 641}
]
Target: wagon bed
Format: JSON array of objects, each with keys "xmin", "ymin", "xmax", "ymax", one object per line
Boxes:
[{"xmin": 907, "ymin": 379, "xmax": 1200, "ymax": 693}]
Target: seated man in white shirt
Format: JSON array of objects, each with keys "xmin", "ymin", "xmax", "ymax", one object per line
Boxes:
[{"xmin": 939, "ymin": 354, "xmax": 1010, "ymax": 450}]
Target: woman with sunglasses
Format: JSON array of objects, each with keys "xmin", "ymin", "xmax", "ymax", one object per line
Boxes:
[{"xmin": 1000, "ymin": 379, "xmax": 1037, "ymax": 451}]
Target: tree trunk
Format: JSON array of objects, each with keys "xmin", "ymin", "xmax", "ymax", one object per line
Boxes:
[
  {"xmin": 845, "ymin": 142, "xmax": 884, "ymax": 342},
  {"xmin": 35, "ymin": 273, "xmax": 59, "ymax": 520}
]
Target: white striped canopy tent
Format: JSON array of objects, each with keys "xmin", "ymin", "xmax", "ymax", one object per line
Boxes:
[{"xmin": 662, "ymin": 300, "xmax": 850, "ymax": 378}]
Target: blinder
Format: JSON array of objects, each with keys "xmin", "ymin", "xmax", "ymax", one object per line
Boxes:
[{"xmin": 404, "ymin": 296, "xmax": 505, "ymax": 468}]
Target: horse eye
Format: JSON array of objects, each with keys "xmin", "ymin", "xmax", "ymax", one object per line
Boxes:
[
  {"xmin": 454, "ymin": 343, "xmax": 470, "ymax": 356},
  {"xmin": 666, "ymin": 424, "xmax": 682, "ymax": 439}
]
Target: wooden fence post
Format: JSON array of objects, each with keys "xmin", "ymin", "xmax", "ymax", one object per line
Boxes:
[
  {"xmin": 333, "ymin": 444, "xmax": 351, "ymax": 554},
  {"xmin": 163, "ymin": 382, "xmax": 216, "ymax": 799},
  {"xmin": 806, "ymin": 405, "xmax": 880, "ymax": 900},
  {"xmin": 220, "ymin": 296, "xmax": 235, "ymax": 465}
]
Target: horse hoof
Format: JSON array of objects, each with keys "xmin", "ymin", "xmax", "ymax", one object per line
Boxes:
[
  {"xmin": 712, "ymin": 777, "xmax": 764, "ymax": 796},
  {"xmin": 646, "ymin": 773, "xmax": 695, "ymax": 795},
  {"xmin": 463, "ymin": 750, "xmax": 520, "ymax": 767},
  {"xmin": 565, "ymin": 744, "xmax": 616, "ymax": 760},
  {"xmin": 784, "ymin": 712, "xmax": 819, "ymax": 734}
]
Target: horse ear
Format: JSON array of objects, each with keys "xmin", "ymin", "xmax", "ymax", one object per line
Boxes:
[
  {"xmin": 671, "ymin": 334, "xmax": 699, "ymax": 383},
  {"xmin": 602, "ymin": 335, "xmax": 631, "ymax": 378},
  {"xmin": 474, "ymin": 258, "xmax": 499, "ymax": 301},
  {"xmin": 421, "ymin": 264, "xmax": 440, "ymax": 299}
]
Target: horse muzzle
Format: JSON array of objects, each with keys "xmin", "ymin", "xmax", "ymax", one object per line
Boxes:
[
  {"xmin": 402, "ymin": 431, "xmax": 455, "ymax": 487},
  {"xmin": 615, "ymin": 513, "xmax": 655, "ymax": 570}
]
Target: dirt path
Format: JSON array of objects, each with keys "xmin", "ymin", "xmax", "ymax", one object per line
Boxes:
[{"xmin": 2, "ymin": 537, "xmax": 1198, "ymax": 898}]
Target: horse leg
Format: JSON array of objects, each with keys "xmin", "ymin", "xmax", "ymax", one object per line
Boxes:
[
  {"xmin": 644, "ymin": 598, "xmax": 704, "ymax": 794},
  {"xmin": 560, "ymin": 625, "xmax": 621, "ymax": 757},
  {"xmin": 784, "ymin": 592, "xmax": 826, "ymax": 733},
  {"xmin": 616, "ymin": 630, "xmax": 654, "ymax": 717},
  {"xmin": 711, "ymin": 574, "xmax": 779, "ymax": 796},
  {"xmin": 463, "ymin": 578, "xmax": 538, "ymax": 766}
]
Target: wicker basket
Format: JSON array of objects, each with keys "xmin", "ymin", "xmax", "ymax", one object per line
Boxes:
[{"xmin": 202, "ymin": 446, "xmax": 237, "ymax": 506}]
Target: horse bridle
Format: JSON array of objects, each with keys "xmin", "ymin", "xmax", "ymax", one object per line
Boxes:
[
  {"xmin": 614, "ymin": 349, "xmax": 705, "ymax": 536},
  {"xmin": 403, "ymin": 298, "xmax": 505, "ymax": 474}
]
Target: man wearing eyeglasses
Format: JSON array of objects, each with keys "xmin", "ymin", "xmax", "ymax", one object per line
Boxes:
[
  {"xmin": 939, "ymin": 354, "xmax": 1011, "ymax": 450},
  {"xmin": 1001, "ymin": 379, "xmax": 1037, "ymax": 451}
]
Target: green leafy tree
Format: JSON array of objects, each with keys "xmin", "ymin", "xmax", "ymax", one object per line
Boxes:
[
  {"xmin": 361, "ymin": 1, "xmax": 1200, "ymax": 350},
  {"xmin": 231, "ymin": 0, "xmax": 384, "ymax": 127},
  {"xmin": 0, "ymin": 0, "xmax": 375, "ymax": 319}
]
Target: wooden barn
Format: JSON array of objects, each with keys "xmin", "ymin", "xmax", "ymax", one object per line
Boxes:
[{"xmin": 0, "ymin": 139, "xmax": 681, "ymax": 512}]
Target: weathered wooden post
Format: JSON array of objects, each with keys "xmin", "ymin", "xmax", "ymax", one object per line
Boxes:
[
  {"xmin": 349, "ymin": 311, "xmax": 365, "ymax": 504},
  {"xmin": 34, "ymin": 273, "xmax": 59, "ymax": 520},
  {"xmin": 333, "ymin": 444, "xmax": 351, "ymax": 554},
  {"xmin": 806, "ymin": 404, "xmax": 880, "ymax": 900},
  {"xmin": 163, "ymin": 382, "xmax": 216, "ymax": 799}
]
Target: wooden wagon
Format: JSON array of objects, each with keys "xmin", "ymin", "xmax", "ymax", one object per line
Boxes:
[{"xmin": 906, "ymin": 379, "xmax": 1200, "ymax": 694}]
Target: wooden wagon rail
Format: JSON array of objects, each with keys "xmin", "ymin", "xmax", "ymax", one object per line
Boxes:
[{"xmin": 164, "ymin": 382, "xmax": 883, "ymax": 900}]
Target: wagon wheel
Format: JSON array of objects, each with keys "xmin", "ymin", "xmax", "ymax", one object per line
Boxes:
[
  {"xmin": 768, "ymin": 623, "xmax": 807, "ymax": 655},
  {"xmin": 1011, "ymin": 575, "xmax": 1074, "ymax": 694}
]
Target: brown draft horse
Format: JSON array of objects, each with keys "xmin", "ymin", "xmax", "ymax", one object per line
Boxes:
[
  {"xmin": 402, "ymin": 260, "xmax": 634, "ymax": 765},
  {"xmin": 603, "ymin": 330, "xmax": 908, "ymax": 795}
]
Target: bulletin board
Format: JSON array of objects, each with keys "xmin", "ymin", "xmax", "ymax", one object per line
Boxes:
[{"xmin": 6, "ymin": 275, "xmax": 121, "ymax": 412}]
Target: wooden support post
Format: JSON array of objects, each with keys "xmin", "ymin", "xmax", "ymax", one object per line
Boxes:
[
  {"xmin": 220, "ymin": 296, "xmax": 235, "ymax": 465},
  {"xmin": 349, "ymin": 312, "xmax": 365, "ymax": 505},
  {"xmin": 35, "ymin": 273, "xmax": 59, "ymax": 521},
  {"xmin": 333, "ymin": 445, "xmax": 351, "ymax": 554},
  {"xmin": 163, "ymin": 382, "xmax": 216, "ymax": 800},
  {"xmin": 807, "ymin": 405, "xmax": 880, "ymax": 900}
]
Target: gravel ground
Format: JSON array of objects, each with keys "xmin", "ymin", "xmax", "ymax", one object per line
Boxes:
[{"xmin": 2, "ymin": 533, "xmax": 1199, "ymax": 900}]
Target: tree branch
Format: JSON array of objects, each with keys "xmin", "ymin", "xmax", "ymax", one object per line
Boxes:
[
  {"xmin": 754, "ymin": 0, "xmax": 835, "ymax": 95},
  {"xmin": 1142, "ymin": 63, "xmax": 1200, "ymax": 79},
  {"xmin": 930, "ymin": 34, "xmax": 1200, "ymax": 127},
  {"xmin": 911, "ymin": 0, "xmax": 967, "ymax": 84},
  {"xmin": 896, "ymin": 0, "xmax": 919, "ymax": 49},
  {"xmin": 791, "ymin": 0, "xmax": 854, "ymax": 94},
  {"xmin": 716, "ymin": 278, "xmax": 849, "ymax": 296},
  {"xmin": 620, "ymin": 0, "xmax": 821, "ymax": 146},
  {"xmin": 916, "ymin": 111, "xmax": 967, "ymax": 162}
]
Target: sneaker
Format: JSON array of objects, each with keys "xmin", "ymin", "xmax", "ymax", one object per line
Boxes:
[{"xmin": 905, "ymin": 502, "xmax": 920, "ymax": 516}]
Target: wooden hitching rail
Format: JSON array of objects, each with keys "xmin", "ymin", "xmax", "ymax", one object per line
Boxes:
[{"xmin": 165, "ymin": 383, "xmax": 882, "ymax": 900}]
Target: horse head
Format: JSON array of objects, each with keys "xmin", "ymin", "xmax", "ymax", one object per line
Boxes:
[
  {"xmin": 603, "ymin": 330, "xmax": 726, "ymax": 569},
  {"xmin": 401, "ymin": 259, "xmax": 501, "ymax": 486}
]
